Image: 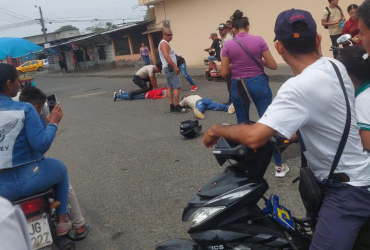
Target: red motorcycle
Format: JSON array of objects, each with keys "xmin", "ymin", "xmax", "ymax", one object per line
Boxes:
[{"xmin": 205, "ymin": 51, "xmax": 222, "ymax": 81}]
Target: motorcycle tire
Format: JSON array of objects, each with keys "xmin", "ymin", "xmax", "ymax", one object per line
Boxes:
[
  {"xmin": 205, "ymin": 72, "xmax": 213, "ymax": 81},
  {"xmin": 56, "ymin": 237, "xmax": 76, "ymax": 250}
]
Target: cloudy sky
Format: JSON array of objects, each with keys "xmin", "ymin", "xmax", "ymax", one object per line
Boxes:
[{"xmin": 0, "ymin": 0, "xmax": 146, "ymax": 38}]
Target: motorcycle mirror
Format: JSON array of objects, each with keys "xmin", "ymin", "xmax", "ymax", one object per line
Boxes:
[{"xmin": 337, "ymin": 34, "xmax": 352, "ymax": 45}]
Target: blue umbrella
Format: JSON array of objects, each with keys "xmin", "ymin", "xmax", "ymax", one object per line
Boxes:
[{"xmin": 0, "ymin": 37, "xmax": 43, "ymax": 60}]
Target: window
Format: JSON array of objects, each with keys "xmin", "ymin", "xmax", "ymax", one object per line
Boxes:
[
  {"xmin": 23, "ymin": 62, "xmax": 30, "ymax": 66},
  {"xmin": 114, "ymin": 37, "xmax": 130, "ymax": 56},
  {"xmin": 131, "ymin": 33, "xmax": 150, "ymax": 54},
  {"xmin": 31, "ymin": 61, "xmax": 38, "ymax": 65},
  {"xmin": 97, "ymin": 46, "xmax": 106, "ymax": 60}
]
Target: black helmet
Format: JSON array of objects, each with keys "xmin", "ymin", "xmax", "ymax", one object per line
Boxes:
[{"xmin": 180, "ymin": 120, "xmax": 202, "ymax": 139}]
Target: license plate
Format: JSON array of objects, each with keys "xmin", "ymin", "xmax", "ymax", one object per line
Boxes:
[{"xmin": 27, "ymin": 213, "xmax": 53, "ymax": 250}]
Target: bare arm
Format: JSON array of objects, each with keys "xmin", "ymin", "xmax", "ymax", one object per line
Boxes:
[
  {"xmin": 221, "ymin": 56, "xmax": 231, "ymax": 78},
  {"xmin": 204, "ymin": 47, "xmax": 213, "ymax": 51},
  {"xmin": 139, "ymin": 47, "xmax": 142, "ymax": 56},
  {"xmin": 203, "ymin": 122, "xmax": 276, "ymax": 149},
  {"xmin": 262, "ymin": 50, "xmax": 277, "ymax": 70},
  {"xmin": 149, "ymin": 76, "xmax": 158, "ymax": 89},
  {"xmin": 360, "ymin": 130, "xmax": 370, "ymax": 151}
]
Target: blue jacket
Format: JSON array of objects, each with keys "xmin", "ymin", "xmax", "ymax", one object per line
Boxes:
[{"xmin": 0, "ymin": 94, "xmax": 57, "ymax": 169}]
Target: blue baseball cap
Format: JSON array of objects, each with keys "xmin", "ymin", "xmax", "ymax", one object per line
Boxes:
[{"xmin": 274, "ymin": 9, "xmax": 317, "ymax": 42}]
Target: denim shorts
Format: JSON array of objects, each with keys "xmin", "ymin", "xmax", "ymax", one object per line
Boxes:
[{"xmin": 164, "ymin": 67, "xmax": 181, "ymax": 89}]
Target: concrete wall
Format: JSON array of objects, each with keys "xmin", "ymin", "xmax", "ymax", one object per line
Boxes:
[{"xmin": 145, "ymin": 0, "xmax": 358, "ymax": 65}]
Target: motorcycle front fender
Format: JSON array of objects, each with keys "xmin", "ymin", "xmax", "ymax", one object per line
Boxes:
[{"xmin": 155, "ymin": 238, "xmax": 200, "ymax": 250}]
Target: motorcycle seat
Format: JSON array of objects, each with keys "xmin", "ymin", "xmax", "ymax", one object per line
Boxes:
[{"xmin": 12, "ymin": 188, "xmax": 54, "ymax": 205}]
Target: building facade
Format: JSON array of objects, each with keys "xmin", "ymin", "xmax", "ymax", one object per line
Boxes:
[{"xmin": 138, "ymin": 0, "xmax": 358, "ymax": 65}]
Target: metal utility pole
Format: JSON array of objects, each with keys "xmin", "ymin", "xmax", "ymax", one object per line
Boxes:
[{"xmin": 35, "ymin": 6, "xmax": 47, "ymax": 43}]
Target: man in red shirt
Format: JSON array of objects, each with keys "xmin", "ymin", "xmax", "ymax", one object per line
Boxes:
[{"xmin": 114, "ymin": 87, "xmax": 167, "ymax": 101}]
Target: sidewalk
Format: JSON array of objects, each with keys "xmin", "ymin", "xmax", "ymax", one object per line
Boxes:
[{"xmin": 34, "ymin": 64, "xmax": 293, "ymax": 82}]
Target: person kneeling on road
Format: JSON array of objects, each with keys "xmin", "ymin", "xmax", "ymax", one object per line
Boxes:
[
  {"xmin": 0, "ymin": 64, "xmax": 71, "ymax": 236},
  {"xmin": 180, "ymin": 94, "xmax": 235, "ymax": 120},
  {"xmin": 114, "ymin": 87, "xmax": 167, "ymax": 101},
  {"xmin": 125, "ymin": 64, "xmax": 162, "ymax": 101},
  {"xmin": 19, "ymin": 86, "xmax": 90, "ymax": 240}
]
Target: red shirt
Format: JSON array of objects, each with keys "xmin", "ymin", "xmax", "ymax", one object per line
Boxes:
[
  {"xmin": 145, "ymin": 87, "xmax": 166, "ymax": 100},
  {"xmin": 342, "ymin": 18, "xmax": 362, "ymax": 45}
]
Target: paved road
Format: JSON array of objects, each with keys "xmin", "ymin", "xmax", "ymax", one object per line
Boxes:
[{"xmin": 34, "ymin": 74, "xmax": 304, "ymax": 250}]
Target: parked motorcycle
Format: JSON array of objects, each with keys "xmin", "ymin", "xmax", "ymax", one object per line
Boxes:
[
  {"xmin": 13, "ymin": 189, "xmax": 76, "ymax": 250},
  {"xmin": 205, "ymin": 51, "xmax": 222, "ymax": 81}
]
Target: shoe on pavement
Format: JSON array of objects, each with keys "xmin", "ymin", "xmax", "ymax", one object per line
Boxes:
[
  {"xmin": 170, "ymin": 104, "xmax": 175, "ymax": 113},
  {"xmin": 191, "ymin": 86, "xmax": 198, "ymax": 91},
  {"xmin": 275, "ymin": 164, "xmax": 289, "ymax": 178},
  {"xmin": 228, "ymin": 103, "xmax": 235, "ymax": 114},
  {"xmin": 193, "ymin": 108, "xmax": 205, "ymax": 119},
  {"xmin": 113, "ymin": 92, "xmax": 118, "ymax": 102},
  {"xmin": 174, "ymin": 105, "xmax": 188, "ymax": 114},
  {"xmin": 118, "ymin": 90, "xmax": 123, "ymax": 95}
]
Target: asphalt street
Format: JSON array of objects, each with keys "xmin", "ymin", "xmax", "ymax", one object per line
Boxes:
[{"xmin": 34, "ymin": 73, "xmax": 304, "ymax": 250}]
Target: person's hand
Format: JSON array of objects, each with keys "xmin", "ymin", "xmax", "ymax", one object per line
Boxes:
[
  {"xmin": 334, "ymin": 20, "xmax": 340, "ymax": 24},
  {"xmin": 139, "ymin": 57, "xmax": 142, "ymax": 61},
  {"xmin": 46, "ymin": 103, "xmax": 63, "ymax": 125},
  {"xmin": 203, "ymin": 125, "xmax": 220, "ymax": 148},
  {"xmin": 352, "ymin": 37, "xmax": 360, "ymax": 43},
  {"xmin": 175, "ymin": 66, "xmax": 180, "ymax": 74}
]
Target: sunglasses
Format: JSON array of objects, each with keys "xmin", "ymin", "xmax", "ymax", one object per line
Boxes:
[{"xmin": 165, "ymin": 34, "xmax": 173, "ymax": 36}]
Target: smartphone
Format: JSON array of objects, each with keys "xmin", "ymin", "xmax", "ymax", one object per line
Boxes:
[{"xmin": 47, "ymin": 94, "xmax": 57, "ymax": 112}]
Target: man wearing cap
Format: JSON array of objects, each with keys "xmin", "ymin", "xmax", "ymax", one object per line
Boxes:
[
  {"xmin": 204, "ymin": 33, "xmax": 222, "ymax": 62},
  {"xmin": 218, "ymin": 23, "xmax": 233, "ymax": 105},
  {"xmin": 203, "ymin": 9, "xmax": 370, "ymax": 249}
]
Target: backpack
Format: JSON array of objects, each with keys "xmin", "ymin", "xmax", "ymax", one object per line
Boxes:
[{"xmin": 324, "ymin": 5, "xmax": 343, "ymax": 29}]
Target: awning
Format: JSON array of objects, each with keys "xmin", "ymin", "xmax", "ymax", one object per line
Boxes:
[{"xmin": 142, "ymin": 27, "xmax": 163, "ymax": 35}]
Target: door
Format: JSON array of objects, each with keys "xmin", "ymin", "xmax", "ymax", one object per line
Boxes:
[
  {"xmin": 31, "ymin": 61, "xmax": 39, "ymax": 71},
  {"xmin": 22, "ymin": 62, "xmax": 31, "ymax": 72}
]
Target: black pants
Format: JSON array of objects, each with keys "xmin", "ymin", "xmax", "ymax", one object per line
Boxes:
[
  {"xmin": 131, "ymin": 76, "xmax": 153, "ymax": 96},
  {"xmin": 225, "ymin": 75, "xmax": 232, "ymax": 104},
  {"xmin": 330, "ymin": 34, "xmax": 341, "ymax": 59}
]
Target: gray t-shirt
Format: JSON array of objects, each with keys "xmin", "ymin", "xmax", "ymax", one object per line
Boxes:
[{"xmin": 135, "ymin": 65, "xmax": 155, "ymax": 79}]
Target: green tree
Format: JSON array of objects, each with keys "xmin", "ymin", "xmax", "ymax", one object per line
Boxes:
[
  {"xmin": 85, "ymin": 22, "xmax": 118, "ymax": 34},
  {"xmin": 55, "ymin": 25, "xmax": 78, "ymax": 32}
]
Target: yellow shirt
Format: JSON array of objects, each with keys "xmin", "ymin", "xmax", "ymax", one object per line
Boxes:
[{"xmin": 322, "ymin": 7, "xmax": 343, "ymax": 36}]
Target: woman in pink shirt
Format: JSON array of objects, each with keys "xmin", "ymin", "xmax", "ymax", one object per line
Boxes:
[{"xmin": 221, "ymin": 10, "xmax": 289, "ymax": 178}]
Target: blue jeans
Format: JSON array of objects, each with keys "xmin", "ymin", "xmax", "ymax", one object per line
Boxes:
[
  {"xmin": 231, "ymin": 74, "xmax": 282, "ymax": 166},
  {"xmin": 142, "ymin": 55, "xmax": 150, "ymax": 65},
  {"xmin": 117, "ymin": 91, "xmax": 146, "ymax": 100},
  {"xmin": 0, "ymin": 158, "xmax": 69, "ymax": 215},
  {"xmin": 195, "ymin": 98, "xmax": 229, "ymax": 113},
  {"xmin": 208, "ymin": 56, "xmax": 219, "ymax": 61},
  {"xmin": 179, "ymin": 63, "xmax": 195, "ymax": 86}
]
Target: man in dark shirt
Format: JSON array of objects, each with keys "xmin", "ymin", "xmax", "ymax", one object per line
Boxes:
[{"xmin": 204, "ymin": 33, "xmax": 222, "ymax": 61}]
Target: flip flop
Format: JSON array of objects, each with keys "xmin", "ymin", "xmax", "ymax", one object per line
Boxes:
[
  {"xmin": 75, "ymin": 224, "xmax": 90, "ymax": 240},
  {"xmin": 56, "ymin": 221, "xmax": 72, "ymax": 236}
]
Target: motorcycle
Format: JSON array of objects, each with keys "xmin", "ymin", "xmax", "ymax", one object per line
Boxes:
[
  {"xmin": 13, "ymin": 189, "xmax": 76, "ymax": 250},
  {"xmin": 205, "ymin": 51, "xmax": 222, "ymax": 81}
]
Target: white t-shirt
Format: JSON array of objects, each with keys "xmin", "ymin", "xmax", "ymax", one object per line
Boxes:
[
  {"xmin": 179, "ymin": 95, "xmax": 202, "ymax": 109},
  {"xmin": 259, "ymin": 58, "xmax": 370, "ymax": 186},
  {"xmin": 0, "ymin": 197, "xmax": 32, "ymax": 250},
  {"xmin": 135, "ymin": 65, "xmax": 155, "ymax": 79},
  {"xmin": 355, "ymin": 81, "xmax": 370, "ymax": 131}
]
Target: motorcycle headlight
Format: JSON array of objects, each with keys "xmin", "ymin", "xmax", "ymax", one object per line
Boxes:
[{"xmin": 187, "ymin": 206, "xmax": 225, "ymax": 227}]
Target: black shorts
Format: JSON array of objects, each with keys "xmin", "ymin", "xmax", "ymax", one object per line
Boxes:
[{"xmin": 133, "ymin": 75, "xmax": 151, "ymax": 89}]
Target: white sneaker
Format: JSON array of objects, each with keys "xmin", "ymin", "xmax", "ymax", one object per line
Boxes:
[
  {"xmin": 275, "ymin": 164, "xmax": 289, "ymax": 178},
  {"xmin": 193, "ymin": 108, "xmax": 205, "ymax": 119},
  {"xmin": 228, "ymin": 103, "xmax": 235, "ymax": 114}
]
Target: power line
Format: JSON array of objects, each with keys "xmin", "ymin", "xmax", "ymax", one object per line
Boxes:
[{"xmin": 0, "ymin": 7, "xmax": 35, "ymax": 20}]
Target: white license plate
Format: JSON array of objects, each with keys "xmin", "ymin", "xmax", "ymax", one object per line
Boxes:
[{"xmin": 27, "ymin": 213, "xmax": 53, "ymax": 250}]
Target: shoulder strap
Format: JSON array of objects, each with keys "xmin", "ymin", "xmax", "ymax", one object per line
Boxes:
[
  {"xmin": 328, "ymin": 61, "xmax": 351, "ymax": 180},
  {"xmin": 233, "ymin": 38, "xmax": 264, "ymax": 72},
  {"xmin": 336, "ymin": 5, "xmax": 343, "ymax": 14},
  {"xmin": 326, "ymin": 7, "xmax": 331, "ymax": 22}
]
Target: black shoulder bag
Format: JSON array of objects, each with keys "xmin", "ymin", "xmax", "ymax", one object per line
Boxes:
[
  {"xmin": 324, "ymin": 6, "xmax": 343, "ymax": 29},
  {"xmin": 296, "ymin": 61, "xmax": 351, "ymax": 226}
]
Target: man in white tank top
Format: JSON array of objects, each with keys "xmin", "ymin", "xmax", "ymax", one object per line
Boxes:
[{"xmin": 159, "ymin": 28, "xmax": 185, "ymax": 113}]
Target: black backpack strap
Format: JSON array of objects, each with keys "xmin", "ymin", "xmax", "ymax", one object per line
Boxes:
[
  {"xmin": 296, "ymin": 130, "xmax": 308, "ymax": 168},
  {"xmin": 326, "ymin": 7, "xmax": 331, "ymax": 22},
  {"xmin": 328, "ymin": 61, "xmax": 351, "ymax": 180},
  {"xmin": 233, "ymin": 38, "xmax": 264, "ymax": 72}
]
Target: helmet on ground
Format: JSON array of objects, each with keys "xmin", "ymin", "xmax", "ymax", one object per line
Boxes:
[{"xmin": 180, "ymin": 120, "xmax": 202, "ymax": 139}]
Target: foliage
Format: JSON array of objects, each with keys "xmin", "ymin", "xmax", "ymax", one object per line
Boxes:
[{"xmin": 55, "ymin": 25, "xmax": 78, "ymax": 32}]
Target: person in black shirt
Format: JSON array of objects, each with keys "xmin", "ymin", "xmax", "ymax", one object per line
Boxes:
[
  {"xmin": 204, "ymin": 33, "xmax": 222, "ymax": 61},
  {"xmin": 156, "ymin": 55, "xmax": 198, "ymax": 91}
]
